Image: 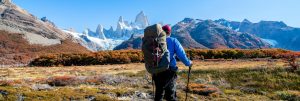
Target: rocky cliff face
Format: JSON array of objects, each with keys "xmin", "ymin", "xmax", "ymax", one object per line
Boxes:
[{"xmin": 113, "ymin": 35, "xmax": 143, "ymax": 50}]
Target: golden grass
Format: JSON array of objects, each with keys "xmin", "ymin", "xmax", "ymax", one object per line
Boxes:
[
  {"xmin": 0, "ymin": 59, "xmax": 285, "ymax": 80},
  {"xmin": 0, "ymin": 59, "xmax": 298, "ymax": 100},
  {"xmin": 179, "ymin": 59, "xmax": 285, "ymax": 70}
]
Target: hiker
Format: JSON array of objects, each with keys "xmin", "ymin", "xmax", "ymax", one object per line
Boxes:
[
  {"xmin": 153, "ymin": 25, "xmax": 192, "ymax": 101},
  {"xmin": 142, "ymin": 24, "xmax": 192, "ymax": 101}
]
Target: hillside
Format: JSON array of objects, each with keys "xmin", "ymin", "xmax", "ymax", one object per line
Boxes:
[
  {"xmin": 113, "ymin": 36, "xmax": 143, "ymax": 50},
  {"xmin": 0, "ymin": 30, "xmax": 90, "ymax": 65},
  {"xmin": 0, "ymin": 1, "xmax": 90, "ymax": 65}
]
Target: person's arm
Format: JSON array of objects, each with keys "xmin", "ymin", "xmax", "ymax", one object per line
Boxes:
[{"xmin": 174, "ymin": 39, "xmax": 192, "ymax": 67}]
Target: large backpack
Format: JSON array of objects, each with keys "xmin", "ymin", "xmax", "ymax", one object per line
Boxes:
[{"xmin": 142, "ymin": 24, "xmax": 170, "ymax": 74}]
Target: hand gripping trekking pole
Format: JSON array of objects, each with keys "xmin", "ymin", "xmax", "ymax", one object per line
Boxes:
[{"xmin": 185, "ymin": 49, "xmax": 193, "ymax": 101}]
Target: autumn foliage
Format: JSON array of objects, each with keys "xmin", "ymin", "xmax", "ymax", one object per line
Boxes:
[
  {"xmin": 30, "ymin": 50, "xmax": 143, "ymax": 66},
  {"xmin": 29, "ymin": 49, "xmax": 300, "ymax": 67},
  {"xmin": 0, "ymin": 30, "xmax": 90, "ymax": 65}
]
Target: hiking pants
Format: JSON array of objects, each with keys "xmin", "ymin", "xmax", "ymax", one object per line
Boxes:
[{"xmin": 153, "ymin": 69, "xmax": 177, "ymax": 101}]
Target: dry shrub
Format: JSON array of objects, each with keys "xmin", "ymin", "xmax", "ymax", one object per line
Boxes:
[
  {"xmin": 32, "ymin": 78, "xmax": 47, "ymax": 84},
  {"xmin": 47, "ymin": 76, "xmax": 77, "ymax": 86},
  {"xmin": 0, "ymin": 30, "xmax": 90, "ymax": 65},
  {"xmin": 188, "ymin": 83, "xmax": 220, "ymax": 96},
  {"xmin": 0, "ymin": 80, "xmax": 22, "ymax": 86},
  {"xmin": 0, "ymin": 80, "xmax": 14, "ymax": 86},
  {"xmin": 84, "ymin": 76, "xmax": 105, "ymax": 85},
  {"xmin": 29, "ymin": 49, "xmax": 300, "ymax": 67},
  {"xmin": 281, "ymin": 52, "xmax": 300, "ymax": 72}
]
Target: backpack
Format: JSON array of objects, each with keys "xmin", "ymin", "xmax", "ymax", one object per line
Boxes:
[{"xmin": 142, "ymin": 24, "xmax": 170, "ymax": 74}]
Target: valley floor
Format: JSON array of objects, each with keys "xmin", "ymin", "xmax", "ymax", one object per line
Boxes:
[{"xmin": 0, "ymin": 59, "xmax": 299, "ymax": 101}]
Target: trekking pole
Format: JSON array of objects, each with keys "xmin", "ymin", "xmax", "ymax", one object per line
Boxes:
[
  {"xmin": 185, "ymin": 49, "xmax": 193, "ymax": 101},
  {"xmin": 185, "ymin": 65, "xmax": 192, "ymax": 101}
]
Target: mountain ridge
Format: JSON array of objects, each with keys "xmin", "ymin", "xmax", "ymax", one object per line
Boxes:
[
  {"xmin": 214, "ymin": 18, "xmax": 300, "ymax": 50},
  {"xmin": 114, "ymin": 18, "xmax": 272, "ymax": 50}
]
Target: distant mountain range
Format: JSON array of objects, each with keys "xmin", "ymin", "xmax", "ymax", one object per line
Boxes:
[
  {"xmin": 63, "ymin": 11, "xmax": 148, "ymax": 51},
  {"xmin": 171, "ymin": 18, "xmax": 271, "ymax": 49},
  {"xmin": 215, "ymin": 19, "xmax": 300, "ymax": 50},
  {"xmin": 115, "ymin": 18, "xmax": 300, "ymax": 51}
]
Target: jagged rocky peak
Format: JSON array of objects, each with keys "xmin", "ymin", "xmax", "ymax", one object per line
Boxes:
[
  {"xmin": 216, "ymin": 18, "xmax": 227, "ymax": 21},
  {"xmin": 215, "ymin": 18, "xmax": 229, "ymax": 24},
  {"xmin": 96, "ymin": 24, "xmax": 104, "ymax": 33},
  {"xmin": 109, "ymin": 26, "xmax": 114, "ymax": 31},
  {"xmin": 182, "ymin": 18, "xmax": 195, "ymax": 23},
  {"xmin": 96, "ymin": 24, "xmax": 106, "ymax": 39},
  {"xmin": 242, "ymin": 19, "xmax": 252, "ymax": 23},
  {"xmin": 135, "ymin": 11, "xmax": 149, "ymax": 28},
  {"xmin": 116, "ymin": 16, "xmax": 124, "ymax": 31},
  {"xmin": 118, "ymin": 16, "xmax": 124, "ymax": 23}
]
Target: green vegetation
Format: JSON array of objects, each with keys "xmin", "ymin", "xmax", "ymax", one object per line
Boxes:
[
  {"xmin": 177, "ymin": 67, "xmax": 300, "ymax": 100},
  {"xmin": 0, "ymin": 86, "xmax": 116, "ymax": 101}
]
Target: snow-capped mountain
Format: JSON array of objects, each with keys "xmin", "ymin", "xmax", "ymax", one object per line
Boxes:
[
  {"xmin": 135, "ymin": 11, "xmax": 149, "ymax": 28},
  {"xmin": 64, "ymin": 11, "xmax": 149, "ymax": 51},
  {"xmin": 115, "ymin": 18, "xmax": 271, "ymax": 50},
  {"xmin": 63, "ymin": 29, "xmax": 124, "ymax": 51},
  {"xmin": 214, "ymin": 19, "xmax": 300, "ymax": 51}
]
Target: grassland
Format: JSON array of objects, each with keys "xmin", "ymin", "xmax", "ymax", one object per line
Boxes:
[{"xmin": 0, "ymin": 59, "xmax": 299, "ymax": 101}]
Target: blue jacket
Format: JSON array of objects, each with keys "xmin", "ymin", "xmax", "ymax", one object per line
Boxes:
[{"xmin": 167, "ymin": 37, "xmax": 192, "ymax": 71}]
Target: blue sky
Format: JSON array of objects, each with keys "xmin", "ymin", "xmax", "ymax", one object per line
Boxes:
[{"xmin": 13, "ymin": 0, "xmax": 300, "ymax": 32}]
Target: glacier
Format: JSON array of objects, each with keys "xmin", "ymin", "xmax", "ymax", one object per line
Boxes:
[
  {"xmin": 63, "ymin": 29, "xmax": 124, "ymax": 51},
  {"xmin": 261, "ymin": 38, "xmax": 278, "ymax": 46},
  {"xmin": 63, "ymin": 11, "xmax": 150, "ymax": 51}
]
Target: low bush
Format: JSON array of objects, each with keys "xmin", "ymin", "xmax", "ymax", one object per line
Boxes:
[
  {"xmin": 29, "ymin": 49, "xmax": 300, "ymax": 66},
  {"xmin": 275, "ymin": 91, "xmax": 300, "ymax": 101},
  {"xmin": 187, "ymin": 83, "xmax": 220, "ymax": 96},
  {"xmin": 47, "ymin": 76, "xmax": 77, "ymax": 86}
]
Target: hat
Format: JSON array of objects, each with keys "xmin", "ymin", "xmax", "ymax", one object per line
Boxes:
[{"xmin": 162, "ymin": 25, "xmax": 171, "ymax": 33}]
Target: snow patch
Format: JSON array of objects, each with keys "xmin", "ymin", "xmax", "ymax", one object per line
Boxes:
[
  {"xmin": 87, "ymin": 36, "xmax": 124, "ymax": 50},
  {"xmin": 261, "ymin": 38, "xmax": 278, "ymax": 46},
  {"xmin": 63, "ymin": 30, "xmax": 82, "ymax": 39},
  {"xmin": 235, "ymin": 28, "xmax": 240, "ymax": 32}
]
